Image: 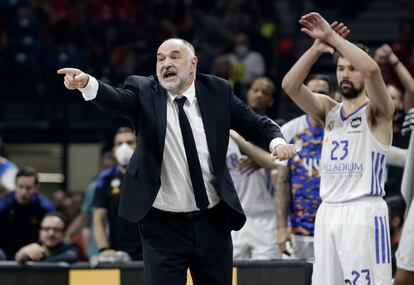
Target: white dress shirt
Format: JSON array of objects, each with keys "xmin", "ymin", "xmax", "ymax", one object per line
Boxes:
[{"xmin": 79, "ymin": 76, "xmax": 285, "ymax": 212}]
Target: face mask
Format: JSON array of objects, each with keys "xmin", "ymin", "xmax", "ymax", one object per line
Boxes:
[
  {"xmin": 235, "ymin": 44, "xmax": 248, "ymax": 57},
  {"xmin": 115, "ymin": 143, "xmax": 134, "ymax": 166}
]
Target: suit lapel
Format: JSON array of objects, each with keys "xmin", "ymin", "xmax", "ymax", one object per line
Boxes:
[
  {"xmin": 153, "ymin": 84, "xmax": 167, "ymax": 156},
  {"xmin": 196, "ymin": 80, "xmax": 218, "ymax": 175}
]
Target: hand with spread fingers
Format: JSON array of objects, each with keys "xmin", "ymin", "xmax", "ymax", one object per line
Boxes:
[
  {"xmin": 272, "ymin": 144, "xmax": 296, "ymax": 161},
  {"xmin": 314, "ymin": 21, "xmax": 350, "ymax": 54},
  {"xmin": 57, "ymin": 68, "xmax": 90, "ymax": 90},
  {"xmin": 299, "ymin": 12, "xmax": 339, "ymax": 43}
]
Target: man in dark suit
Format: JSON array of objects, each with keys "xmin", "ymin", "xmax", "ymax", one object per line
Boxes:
[{"xmin": 58, "ymin": 38, "xmax": 296, "ymax": 285}]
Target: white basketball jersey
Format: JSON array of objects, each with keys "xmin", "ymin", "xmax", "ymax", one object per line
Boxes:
[
  {"xmin": 226, "ymin": 137, "xmax": 275, "ymax": 216},
  {"xmin": 320, "ymin": 102, "xmax": 390, "ymax": 202}
]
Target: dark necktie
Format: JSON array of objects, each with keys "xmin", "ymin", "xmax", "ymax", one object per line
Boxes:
[{"xmin": 175, "ymin": 97, "xmax": 209, "ymax": 210}]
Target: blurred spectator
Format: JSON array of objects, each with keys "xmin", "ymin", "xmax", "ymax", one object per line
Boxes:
[
  {"xmin": 0, "ymin": 135, "xmax": 18, "ymax": 194},
  {"xmin": 375, "ymin": 43, "xmax": 414, "ymax": 196},
  {"xmin": 15, "ymin": 211, "xmax": 78, "ymax": 263},
  {"xmin": 0, "ymin": 167, "xmax": 54, "ymax": 259},
  {"xmin": 192, "ymin": 7, "xmax": 228, "ymax": 73},
  {"xmin": 390, "ymin": 19, "xmax": 414, "ymax": 75},
  {"xmin": 60, "ymin": 194, "xmax": 81, "ymax": 224},
  {"xmin": 228, "ymin": 33, "xmax": 265, "ymax": 88},
  {"xmin": 227, "ymin": 77, "xmax": 281, "ymax": 260},
  {"xmin": 65, "ymin": 151, "xmax": 117, "ymax": 259},
  {"xmin": 93, "ymin": 127, "xmax": 142, "ymax": 260},
  {"xmin": 52, "ymin": 189, "xmax": 66, "ymax": 210}
]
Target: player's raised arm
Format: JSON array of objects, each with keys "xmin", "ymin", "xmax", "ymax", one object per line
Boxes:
[
  {"xmin": 300, "ymin": 12, "xmax": 394, "ymax": 121},
  {"xmin": 282, "ymin": 21, "xmax": 348, "ymax": 123}
]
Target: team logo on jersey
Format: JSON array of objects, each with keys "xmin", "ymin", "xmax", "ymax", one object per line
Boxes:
[
  {"xmin": 326, "ymin": 120, "xmax": 334, "ymax": 131},
  {"xmin": 111, "ymin": 178, "xmax": 121, "ymax": 188},
  {"xmin": 111, "ymin": 178, "xmax": 121, "ymax": 195},
  {"xmin": 351, "ymin": 117, "xmax": 362, "ymax": 128}
]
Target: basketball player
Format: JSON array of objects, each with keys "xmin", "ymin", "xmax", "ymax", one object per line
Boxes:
[
  {"xmin": 276, "ymin": 73, "xmax": 336, "ymax": 260},
  {"xmin": 282, "ymin": 13, "xmax": 394, "ymax": 284}
]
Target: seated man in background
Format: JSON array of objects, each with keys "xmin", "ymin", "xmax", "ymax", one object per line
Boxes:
[
  {"xmin": 15, "ymin": 212, "xmax": 79, "ymax": 263},
  {"xmin": 0, "ymin": 167, "xmax": 54, "ymax": 259}
]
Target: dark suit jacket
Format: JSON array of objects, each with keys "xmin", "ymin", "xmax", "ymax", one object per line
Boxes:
[{"xmin": 90, "ymin": 74, "xmax": 284, "ymax": 230}]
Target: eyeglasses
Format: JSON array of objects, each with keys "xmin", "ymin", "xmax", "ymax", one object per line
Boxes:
[{"xmin": 40, "ymin": 226, "xmax": 64, "ymax": 233}]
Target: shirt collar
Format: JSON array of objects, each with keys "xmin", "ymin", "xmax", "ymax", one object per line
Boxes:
[{"xmin": 166, "ymin": 81, "xmax": 196, "ymax": 105}]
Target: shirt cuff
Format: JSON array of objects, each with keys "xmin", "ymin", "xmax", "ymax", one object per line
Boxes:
[
  {"xmin": 78, "ymin": 76, "xmax": 98, "ymax": 101},
  {"xmin": 269, "ymin": 137, "xmax": 287, "ymax": 152}
]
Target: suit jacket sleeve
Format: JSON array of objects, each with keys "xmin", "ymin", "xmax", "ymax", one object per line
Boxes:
[
  {"xmin": 88, "ymin": 76, "xmax": 153, "ymax": 119},
  {"xmin": 230, "ymin": 89, "xmax": 285, "ymax": 150}
]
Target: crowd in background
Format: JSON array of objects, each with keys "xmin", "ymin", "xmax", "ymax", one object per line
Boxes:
[{"xmin": 1, "ymin": 0, "xmax": 395, "ymax": 119}]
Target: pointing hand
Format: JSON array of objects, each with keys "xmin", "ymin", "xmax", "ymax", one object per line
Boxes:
[{"xmin": 57, "ymin": 68, "xmax": 89, "ymax": 90}]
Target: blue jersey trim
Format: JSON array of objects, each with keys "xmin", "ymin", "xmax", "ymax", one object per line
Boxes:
[
  {"xmin": 0, "ymin": 192, "xmax": 16, "ymax": 213},
  {"xmin": 95, "ymin": 165, "xmax": 121, "ymax": 188},
  {"xmin": 340, "ymin": 102, "xmax": 368, "ymax": 121}
]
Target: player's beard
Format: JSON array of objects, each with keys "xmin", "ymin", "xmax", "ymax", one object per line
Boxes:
[{"xmin": 339, "ymin": 80, "xmax": 364, "ymax": 99}]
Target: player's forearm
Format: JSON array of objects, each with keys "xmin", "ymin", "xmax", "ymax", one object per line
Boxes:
[
  {"xmin": 93, "ymin": 216, "xmax": 110, "ymax": 249},
  {"xmin": 282, "ymin": 43, "xmax": 321, "ymax": 96},
  {"xmin": 389, "ymin": 55, "xmax": 414, "ymax": 110},
  {"xmin": 328, "ymin": 34, "xmax": 379, "ymax": 77},
  {"xmin": 274, "ymin": 167, "xmax": 291, "ymax": 228},
  {"xmin": 232, "ymin": 132, "xmax": 276, "ymax": 169}
]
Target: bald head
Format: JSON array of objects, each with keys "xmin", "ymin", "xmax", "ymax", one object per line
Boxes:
[{"xmin": 158, "ymin": 38, "xmax": 196, "ymax": 58}]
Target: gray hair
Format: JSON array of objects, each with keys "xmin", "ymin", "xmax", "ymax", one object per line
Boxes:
[{"xmin": 162, "ymin": 38, "xmax": 196, "ymax": 56}]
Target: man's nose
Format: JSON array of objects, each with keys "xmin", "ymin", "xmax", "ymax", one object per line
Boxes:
[
  {"xmin": 163, "ymin": 58, "xmax": 173, "ymax": 68},
  {"xmin": 342, "ymin": 69, "xmax": 351, "ymax": 77}
]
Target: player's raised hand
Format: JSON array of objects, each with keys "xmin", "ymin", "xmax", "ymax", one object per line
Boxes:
[
  {"xmin": 57, "ymin": 68, "xmax": 89, "ymax": 90},
  {"xmin": 374, "ymin": 44, "xmax": 393, "ymax": 64},
  {"xmin": 299, "ymin": 12, "xmax": 335, "ymax": 43},
  {"xmin": 315, "ymin": 21, "xmax": 350, "ymax": 54}
]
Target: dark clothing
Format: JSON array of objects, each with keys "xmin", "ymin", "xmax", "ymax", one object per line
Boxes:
[
  {"xmin": 91, "ymin": 74, "xmax": 284, "ymax": 229},
  {"xmin": 90, "ymin": 74, "xmax": 284, "ymax": 285},
  {"xmin": 24, "ymin": 242, "xmax": 79, "ymax": 263},
  {"xmin": 139, "ymin": 202, "xmax": 232, "ymax": 285},
  {"xmin": 0, "ymin": 192, "xmax": 54, "ymax": 259},
  {"xmin": 93, "ymin": 165, "xmax": 142, "ymax": 260}
]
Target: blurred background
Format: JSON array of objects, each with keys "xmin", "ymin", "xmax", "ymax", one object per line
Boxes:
[{"xmin": 0, "ymin": 0, "xmax": 413, "ymax": 196}]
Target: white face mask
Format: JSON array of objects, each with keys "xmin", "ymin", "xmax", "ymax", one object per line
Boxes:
[
  {"xmin": 235, "ymin": 44, "xmax": 248, "ymax": 57},
  {"xmin": 115, "ymin": 143, "xmax": 134, "ymax": 166}
]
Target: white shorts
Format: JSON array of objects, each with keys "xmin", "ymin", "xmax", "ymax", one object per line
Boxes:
[
  {"xmin": 232, "ymin": 211, "xmax": 281, "ymax": 260},
  {"xmin": 312, "ymin": 197, "xmax": 392, "ymax": 285},
  {"xmin": 292, "ymin": 234, "xmax": 314, "ymax": 261},
  {"xmin": 396, "ymin": 199, "xmax": 414, "ymax": 272}
]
